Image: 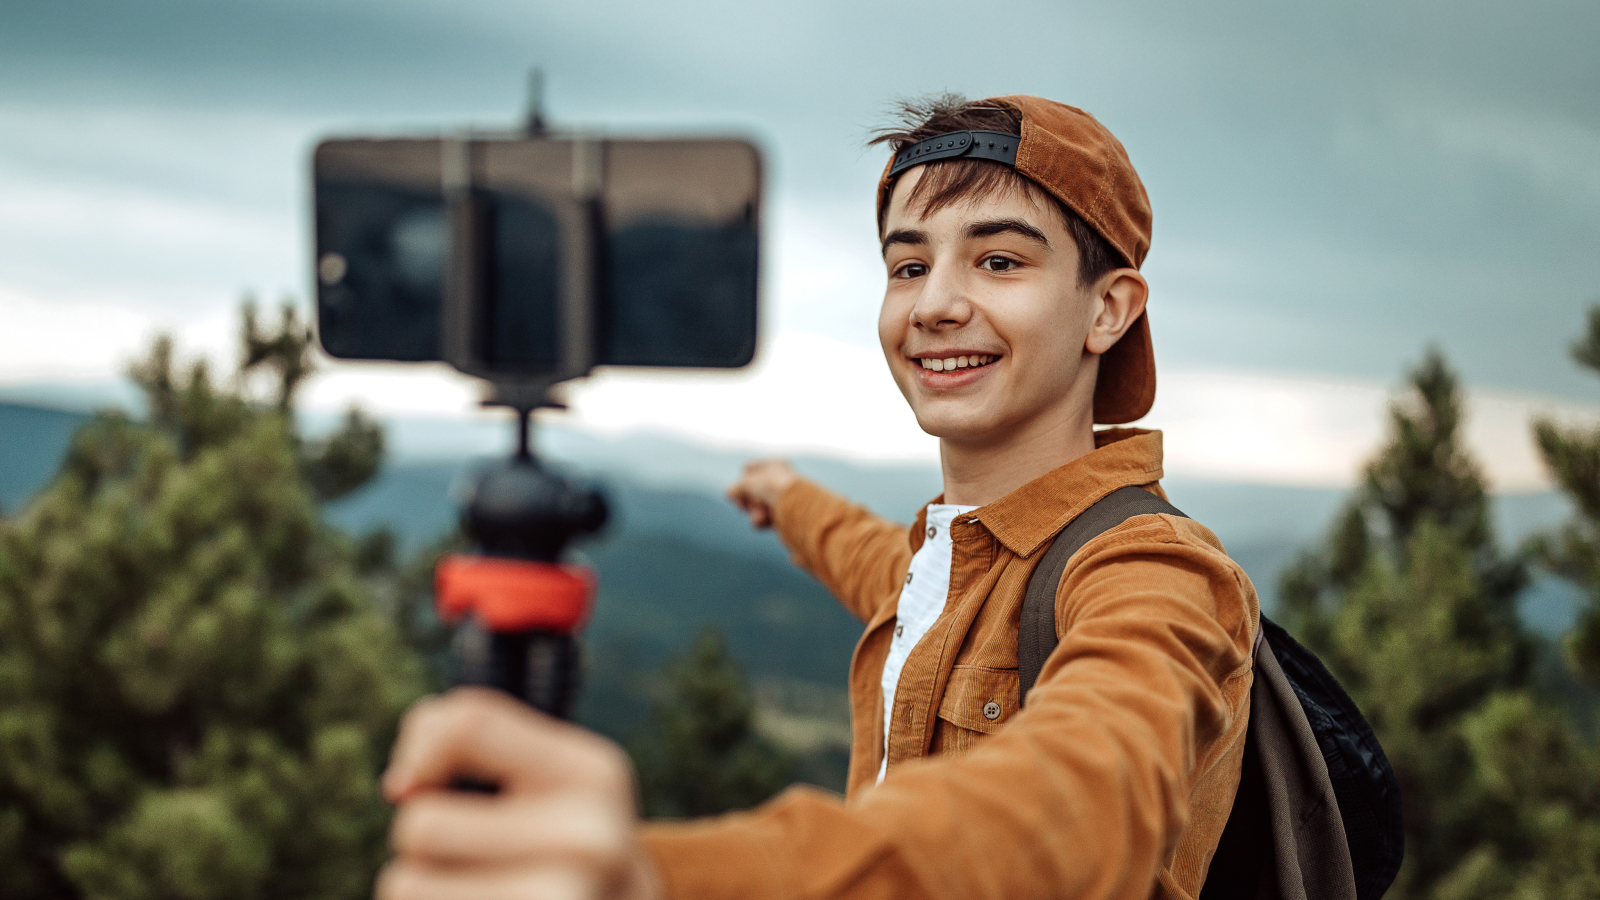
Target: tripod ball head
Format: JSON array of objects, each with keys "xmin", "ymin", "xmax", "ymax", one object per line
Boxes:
[{"xmin": 460, "ymin": 456, "xmax": 608, "ymax": 562}]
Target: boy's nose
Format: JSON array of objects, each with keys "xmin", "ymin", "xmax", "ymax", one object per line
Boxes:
[{"xmin": 910, "ymin": 268, "xmax": 974, "ymax": 330}]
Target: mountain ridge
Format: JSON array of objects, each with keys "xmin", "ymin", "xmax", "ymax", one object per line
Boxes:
[{"xmin": 2, "ymin": 400, "xmax": 1580, "ymax": 640}]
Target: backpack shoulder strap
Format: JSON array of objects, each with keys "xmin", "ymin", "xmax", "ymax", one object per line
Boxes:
[{"xmin": 1019, "ymin": 485, "xmax": 1186, "ymax": 703}]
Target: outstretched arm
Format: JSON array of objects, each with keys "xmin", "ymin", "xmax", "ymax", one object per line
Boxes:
[{"xmin": 728, "ymin": 459, "xmax": 913, "ymax": 624}]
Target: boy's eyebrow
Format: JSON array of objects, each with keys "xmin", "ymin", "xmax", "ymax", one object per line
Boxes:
[
  {"xmin": 879, "ymin": 218, "xmax": 1049, "ymax": 256},
  {"xmin": 967, "ymin": 218, "xmax": 1050, "ymax": 246},
  {"xmin": 881, "ymin": 228, "xmax": 927, "ymax": 257}
]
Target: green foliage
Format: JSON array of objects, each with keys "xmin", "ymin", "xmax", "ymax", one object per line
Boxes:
[
  {"xmin": 631, "ymin": 627, "xmax": 794, "ymax": 818},
  {"xmin": 1279, "ymin": 348, "xmax": 1599, "ymax": 899},
  {"xmin": 240, "ymin": 301, "xmax": 316, "ymax": 414},
  {"xmin": 363, "ymin": 530, "xmax": 460, "ymax": 691},
  {"xmin": 304, "ymin": 408, "xmax": 384, "ymax": 504},
  {"xmin": 1365, "ymin": 352, "xmax": 1494, "ymax": 551},
  {"xmin": 0, "ymin": 306, "xmax": 427, "ymax": 899},
  {"xmin": 1569, "ymin": 306, "xmax": 1600, "ymax": 377},
  {"xmin": 238, "ymin": 300, "xmax": 382, "ymax": 502},
  {"xmin": 1529, "ymin": 304, "xmax": 1600, "ymax": 687}
]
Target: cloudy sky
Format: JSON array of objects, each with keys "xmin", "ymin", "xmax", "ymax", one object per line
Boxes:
[{"xmin": 3, "ymin": 0, "xmax": 1598, "ymax": 490}]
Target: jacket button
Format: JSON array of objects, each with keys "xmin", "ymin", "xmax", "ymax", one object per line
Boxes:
[
  {"xmin": 927, "ymin": 525, "xmax": 937, "ymax": 539},
  {"xmin": 895, "ymin": 624, "xmax": 904, "ymax": 637},
  {"xmin": 983, "ymin": 701, "xmax": 1001, "ymax": 720},
  {"xmin": 905, "ymin": 571, "xmax": 914, "ymax": 584}
]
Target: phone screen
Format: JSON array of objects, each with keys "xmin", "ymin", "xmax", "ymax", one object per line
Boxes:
[{"xmin": 315, "ymin": 140, "xmax": 446, "ymax": 362}]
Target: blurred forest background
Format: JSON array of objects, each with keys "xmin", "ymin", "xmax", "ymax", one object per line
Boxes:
[{"xmin": 3, "ymin": 303, "xmax": 1600, "ymax": 898}]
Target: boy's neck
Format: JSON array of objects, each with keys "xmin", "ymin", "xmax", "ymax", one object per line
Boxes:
[{"xmin": 938, "ymin": 412, "xmax": 1098, "ymax": 507}]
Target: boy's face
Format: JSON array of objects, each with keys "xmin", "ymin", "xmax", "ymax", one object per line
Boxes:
[{"xmin": 878, "ymin": 169, "xmax": 1104, "ymax": 451}]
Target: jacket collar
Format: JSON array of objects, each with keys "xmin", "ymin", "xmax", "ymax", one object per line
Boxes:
[{"xmin": 909, "ymin": 429, "xmax": 1165, "ymax": 558}]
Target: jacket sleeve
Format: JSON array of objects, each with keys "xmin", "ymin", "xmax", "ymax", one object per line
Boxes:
[
  {"xmin": 771, "ymin": 478, "xmax": 912, "ymax": 625},
  {"xmin": 639, "ymin": 518, "xmax": 1256, "ymax": 900}
]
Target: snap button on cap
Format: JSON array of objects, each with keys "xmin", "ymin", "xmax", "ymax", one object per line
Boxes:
[{"xmin": 983, "ymin": 701, "xmax": 1001, "ymax": 720}]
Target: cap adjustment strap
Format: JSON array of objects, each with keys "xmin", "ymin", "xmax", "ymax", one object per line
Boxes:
[{"xmin": 888, "ymin": 130, "xmax": 1020, "ymax": 179}]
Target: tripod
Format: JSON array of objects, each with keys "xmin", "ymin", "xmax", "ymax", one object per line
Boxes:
[{"xmin": 433, "ymin": 405, "xmax": 607, "ymax": 719}]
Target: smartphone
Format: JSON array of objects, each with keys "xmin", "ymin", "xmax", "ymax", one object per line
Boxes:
[{"xmin": 313, "ymin": 135, "xmax": 760, "ymax": 376}]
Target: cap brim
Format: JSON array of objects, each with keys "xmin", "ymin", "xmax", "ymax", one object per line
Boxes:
[{"xmin": 1093, "ymin": 311, "xmax": 1155, "ymax": 425}]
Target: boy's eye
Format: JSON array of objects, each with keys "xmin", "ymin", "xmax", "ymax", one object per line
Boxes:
[
  {"xmin": 981, "ymin": 255, "xmax": 1019, "ymax": 273},
  {"xmin": 895, "ymin": 262, "xmax": 929, "ymax": 279}
]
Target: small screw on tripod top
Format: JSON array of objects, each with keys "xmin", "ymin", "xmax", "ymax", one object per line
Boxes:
[{"xmin": 525, "ymin": 68, "xmax": 546, "ymax": 135}]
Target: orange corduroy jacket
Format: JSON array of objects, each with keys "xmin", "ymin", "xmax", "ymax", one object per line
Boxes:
[{"xmin": 641, "ymin": 429, "xmax": 1259, "ymax": 900}]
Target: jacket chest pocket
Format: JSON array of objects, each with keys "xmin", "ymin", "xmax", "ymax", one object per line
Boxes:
[{"xmin": 933, "ymin": 665, "xmax": 1021, "ymax": 755}]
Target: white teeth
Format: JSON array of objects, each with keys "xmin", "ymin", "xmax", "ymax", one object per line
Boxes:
[{"xmin": 920, "ymin": 354, "xmax": 996, "ymax": 371}]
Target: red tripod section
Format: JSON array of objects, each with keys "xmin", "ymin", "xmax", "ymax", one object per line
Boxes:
[{"xmin": 434, "ymin": 554, "xmax": 596, "ymax": 634}]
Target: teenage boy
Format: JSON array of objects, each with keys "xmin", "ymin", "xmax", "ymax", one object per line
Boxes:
[{"xmin": 377, "ymin": 95, "xmax": 1259, "ymax": 900}]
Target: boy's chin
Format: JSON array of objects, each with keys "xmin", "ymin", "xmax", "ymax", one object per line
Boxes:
[{"xmin": 912, "ymin": 411, "xmax": 1005, "ymax": 446}]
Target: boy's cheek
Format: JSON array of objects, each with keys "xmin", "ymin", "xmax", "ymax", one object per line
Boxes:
[
  {"xmin": 877, "ymin": 297, "xmax": 906, "ymax": 357},
  {"xmin": 883, "ymin": 359, "xmax": 918, "ymax": 408}
]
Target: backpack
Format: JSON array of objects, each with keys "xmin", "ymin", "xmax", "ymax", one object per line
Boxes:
[{"xmin": 1018, "ymin": 486, "xmax": 1404, "ymax": 900}]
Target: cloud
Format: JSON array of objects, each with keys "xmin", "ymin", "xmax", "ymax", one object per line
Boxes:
[
  {"xmin": 0, "ymin": 288, "xmax": 158, "ymax": 380},
  {"xmin": 1153, "ymin": 370, "xmax": 1600, "ymax": 493},
  {"xmin": 0, "ymin": 170, "xmax": 287, "ymax": 282},
  {"xmin": 1388, "ymin": 94, "xmax": 1600, "ymax": 201},
  {"xmin": 0, "ymin": 106, "xmax": 305, "ymax": 311}
]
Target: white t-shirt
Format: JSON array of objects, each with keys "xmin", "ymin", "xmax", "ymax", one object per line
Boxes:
[{"xmin": 878, "ymin": 503, "xmax": 979, "ymax": 783}]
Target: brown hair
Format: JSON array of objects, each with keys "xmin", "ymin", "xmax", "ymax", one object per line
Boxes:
[{"xmin": 870, "ymin": 94, "xmax": 1124, "ymax": 287}]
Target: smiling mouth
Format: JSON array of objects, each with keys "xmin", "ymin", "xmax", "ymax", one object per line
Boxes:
[{"xmin": 915, "ymin": 354, "xmax": 998, "ymax": 373}]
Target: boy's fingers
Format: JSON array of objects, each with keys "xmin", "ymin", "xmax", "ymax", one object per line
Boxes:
[
  {"xmin": 726, "ymin": 481, "xmax": 773, "ymax": 529},
  {"xmin": 746, "ymin": 501, "xmax": 771, "ymax": 528},
  {"xmin": 383, "ymin": 688, "xmax": 629, "ymax": 803},
  {"xmin": 391, "ymin": 793, "xmax": 628, "ymax": 866}
]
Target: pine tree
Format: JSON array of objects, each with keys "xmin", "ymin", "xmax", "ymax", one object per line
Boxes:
[
  {"xmin": 0, "ymin": 305, "xmax": 427, "ymax": 899},
  {"xmin": 1279, "ymin": 349, "xmax": 1600, "ymax": 899},
  {"xmin": 632, "ymin": 627, "xmax": 794, "ymax": 818},
  {"xmin": 1531, "ymin": 305, "xmax": 1600, "ymax": 688}
]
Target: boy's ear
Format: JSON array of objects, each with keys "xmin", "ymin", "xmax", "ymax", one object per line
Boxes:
[{"xmin": 1084, "ymin": 270, "xmax": 1149, "ymax": 356}]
